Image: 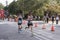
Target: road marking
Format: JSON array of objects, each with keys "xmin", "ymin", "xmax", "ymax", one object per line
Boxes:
[
  {"xmin": 33, "ymin": 28, "xmax": 54, "ymax": 37},
  {"xmin": 27, "ymin": 30, "xmax": 51, "ymax": 40},
  {"xmin": 33, "ymin": 33, "xmax": 51, "ymax": 40},
  {"xmin": 34, "ymin": 36, "xmax": 41, "ymax": 40},
  {"xmin": 26, "ymin": 26, "xmax": 55, "ymax": 40},
  {"xmin": 33, "ymin": 31, "xmax": 53, "ymax": 39}
]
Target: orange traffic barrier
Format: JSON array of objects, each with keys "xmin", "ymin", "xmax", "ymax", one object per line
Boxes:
[
  {"xmin": 51, "ymin": 25, "xmax": 55, "ymax": 31},
  {"xmin": 35, "ymin": 23, "xmax": 38, "ymax": 27},
  {"xmin": 42, "ymin": 24, "xmax": 46, "ymax": 29}
]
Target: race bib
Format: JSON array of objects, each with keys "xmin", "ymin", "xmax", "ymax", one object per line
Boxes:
[{"xmin": 18, "ymin": 20, "xmax": 22, "ymax": 23}]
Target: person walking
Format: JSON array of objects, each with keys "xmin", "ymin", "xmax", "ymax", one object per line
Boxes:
[
  {"xmin": 43, "ymin": 16, "xmax": 46, "ymax": 23},
  {"xmin": 56, "ymin": 16, "xmax": 59, "ymax": 24},
  {"xmin": 46, "ymin": 14, "xmax": 49, "ymax": 23},
  {"xmin": 51, "ymin": 15, "xmax": 55, "ymax": 23}
]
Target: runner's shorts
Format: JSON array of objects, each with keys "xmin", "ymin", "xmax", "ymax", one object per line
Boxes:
[{"xmin": 28, "ymin": 22, "xmax": 33, "ymax": 26}]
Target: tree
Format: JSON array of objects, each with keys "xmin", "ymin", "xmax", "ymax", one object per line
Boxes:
[
  {"xmin": 17, "ymin": 0, "xmax": 49, "ymax": 15},
  {"xmin": 8, "ymin": 1, "xmax": 18, "ymax": 15},
  {"xmin": 8, "ymin": 0, "xmax": 50, "ymax": 16},
  {"xmin": 0, "ymin": 3, "xmax": 4, "ymax": 9},
  {"xmin": 42, "ymin": 0, "xmax": 60, "ymax": 16}
]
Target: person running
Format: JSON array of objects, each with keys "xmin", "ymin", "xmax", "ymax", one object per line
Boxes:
[
  {"xmin": 18, "ymin": 15, "xmax": 23, "ymax": 33},
  {"xmin": 25, "ymin": 14, "xmax": 34, "ymax": 36},
  {"xmin": 25, "ymin": 15, "xmax": 33, "ymax": 29},
  {"xmin": 56, "ymin": 16, "xmax": 59, "ymax": 24}
]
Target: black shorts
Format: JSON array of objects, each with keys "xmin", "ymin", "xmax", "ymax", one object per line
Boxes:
[
  {"xmin": 18, "ymin": 20, "xmax": 22, "ymax": 25},
  {"xmin": 18, "ymin": 23, "xmax": 22, "ymax": 25},
  {"xmin": 28, "ymin": 23, "xmax": 33, "ymax": 26}
]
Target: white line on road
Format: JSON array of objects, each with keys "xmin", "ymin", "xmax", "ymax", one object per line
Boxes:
[
  {"xmin": 33, "ymin": 28, "xmax": 54, "ymax": 38},
  {"xmin": 33, "ymin": 33, "xmax": 51, "ymax": 40},
  {"xmin": 26, "ymin": 30, "xmax": 51, "ymax": 40},
  {"xmin": 34, "ymin": 36, "xmax": 42, "ymax": 40}
]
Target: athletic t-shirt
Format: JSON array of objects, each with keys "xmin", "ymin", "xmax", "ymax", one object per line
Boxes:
[{"xmin": 18, "ymin": 18, "xmax": 22, "ymax": 23}]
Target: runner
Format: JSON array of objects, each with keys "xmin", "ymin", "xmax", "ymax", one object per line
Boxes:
[
  {"xmin": 25, "ymin": 15, "xmax": 33, "ymax": 29},
  {"xmin": 18, "ymin": 15, "xmax": 22, "ymax": 33},
  {"xmin": 25, "ymin": 12, "xmax": 33, "ymax": 30},
  {"xmin": 25, "ymin": 14, "xmax": 33, "ymax": 36}
]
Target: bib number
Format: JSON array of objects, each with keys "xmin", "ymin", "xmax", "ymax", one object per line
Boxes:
[{"xmin": 18, "ymin": 20, "xmax": 22, "ymax": 23}]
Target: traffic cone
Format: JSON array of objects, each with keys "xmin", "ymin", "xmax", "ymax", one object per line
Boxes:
[
  {"xmin": 42, "ymin": 24, "xmax": 46, "ymax": 29},
  {"xmin": 51, "ymin": 25, "xmax": 55, "ymax": 31},
  {"xmin": 35, "ymin": 23, "xmax": 38, "ymax": 27}
]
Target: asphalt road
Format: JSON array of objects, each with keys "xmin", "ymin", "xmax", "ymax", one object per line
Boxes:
[{"xmin": 0, "ymin": 20, "xmax": 60, "ymax": 40}]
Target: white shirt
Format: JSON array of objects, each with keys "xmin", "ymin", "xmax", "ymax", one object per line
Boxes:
[{"xmin": 56, "ymin": 16, "xmax": 59, "ymax": 20}]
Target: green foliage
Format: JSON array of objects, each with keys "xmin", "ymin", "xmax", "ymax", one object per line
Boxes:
[
  {"xmin": 0, "ymin": 3, "xmax": 4, "ymax": 9},
  {"xmin": 8, "ymin": 1, "xmax": 18, "ymax": 15},
  {"xmin": 7, "ymin": 0, "xmax": 60, "ymax": 16},
  {"xmin": 17, "ymin": 0, "xmax": 48, "ymax": 15}
]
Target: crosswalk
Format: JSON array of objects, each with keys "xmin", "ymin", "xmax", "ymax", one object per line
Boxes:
[
  {"xmin": 26, "ymin": 27, "xmax": 55, "ymax": 40},
  {"xmin": 25, "ymin": 23, "xmax": 59, "ymax": 40}
]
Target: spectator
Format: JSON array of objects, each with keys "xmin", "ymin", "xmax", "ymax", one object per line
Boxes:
[
  {"xmin": 46, "ymin": 14, "xmax": 49, "ymax": 23},
  {"xmin": 43, "ymin": 16, "xmax": 46, "ymax": 23},
  {"xmin": 51, "ymin": 15, "xmax": 54, "ymax": 23},
  {"xmin": 56, "ymin": 16, "xmax": 59, "ymax": 24}
]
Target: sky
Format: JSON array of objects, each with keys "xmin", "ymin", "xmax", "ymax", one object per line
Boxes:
[{"xmin": 0, "ymin": 0, "xmax": 14, "ymax": 6}]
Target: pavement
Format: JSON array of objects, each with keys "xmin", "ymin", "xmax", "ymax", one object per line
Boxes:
[{"xmin": 0, "ymin": 19, "xmax": 60, "ymax": 40}]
